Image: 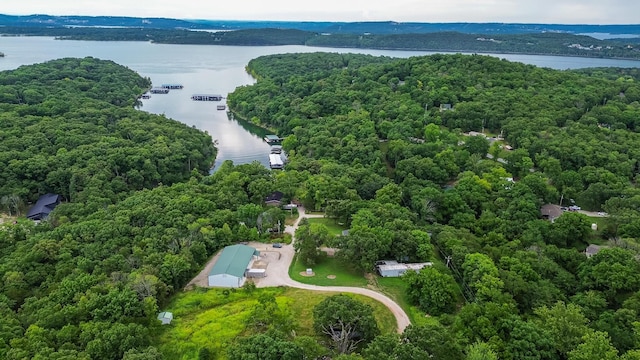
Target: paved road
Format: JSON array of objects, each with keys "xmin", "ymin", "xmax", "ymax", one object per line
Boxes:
[{"xmin": 255, "ymin": 206, "xmax": 411, "ymax": 333}]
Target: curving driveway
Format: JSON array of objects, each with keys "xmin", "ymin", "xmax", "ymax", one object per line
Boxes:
[{"xmin": 255, "ymin": 206, "xmax": 411, "ymax": 333}]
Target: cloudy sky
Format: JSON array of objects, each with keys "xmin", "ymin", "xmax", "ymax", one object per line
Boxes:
[{"xmin": 2, "ymin": 0, "xmax": 638, "ymax": 24}]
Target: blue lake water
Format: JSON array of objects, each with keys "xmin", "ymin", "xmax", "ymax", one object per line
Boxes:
[{"xmin": 1, "ymin": 36, "xmax": 639, "ymax": 169}]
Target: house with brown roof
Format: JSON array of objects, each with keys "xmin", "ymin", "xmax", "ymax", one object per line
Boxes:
[{"xmin": 540, "ymin": 204, "xmax": 563, "ymax": 222}]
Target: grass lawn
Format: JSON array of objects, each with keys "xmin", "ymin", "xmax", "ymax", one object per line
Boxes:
[
  {"xmin": 154, "ymin": 286, "xmax": 396, "ymax": 359},
  {"xmin": 375, "ymin": 277, "xmax": 439, "ymax": 327},
  {"xmin": 284, "ymin": 212, "xmax": 299, "ymax": 226},
  {"xmin": 289, "ymin": 255, "xmax": 369, "ymax": 287},
  {"xmin": 306, "ymin": 217, "xmax": 347, "ymax": 237}
]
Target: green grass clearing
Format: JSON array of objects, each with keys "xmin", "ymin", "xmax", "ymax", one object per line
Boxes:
[
  {"xmin": 289, "ymin": 255, "xmax": 368, "ymax": 287},
  {"xmin": 375, "ymin": 276, "xmax": 439, "ymax": 327},
  {"xmin": 306, "ymin": 217, "xmax": 347, "ymax": 237},
  {"xmin": 154, "ymin": 286, "xmax": 396, "ymax": 360}
]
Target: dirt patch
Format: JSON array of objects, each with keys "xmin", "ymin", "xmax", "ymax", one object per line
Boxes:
[
  {"xmin": 327, "ymin": 275, "xmax": 336, "ymax": 279},
  {"xmin": 299, "ymin": 271, "xmax": 315, "ymax": 277}
]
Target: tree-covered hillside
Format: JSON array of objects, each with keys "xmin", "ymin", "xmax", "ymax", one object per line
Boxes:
[
  {"xmin": 0, "ymin": 57, "xmax": 216, "ymax": 210},
  {"xmin": 227, "ymin": 52, "xmax": 640, "ymax": 358}
]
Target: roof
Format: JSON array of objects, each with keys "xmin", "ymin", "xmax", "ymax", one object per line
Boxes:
[
  {"xmin": 540, "ymin": 204, "xmax": 563, "ymax": 219},
  {"xmin": 210, "ymin": 244, "xmax": 259, "ymax": 278},
  {"xmin": 377, "ymin": 262, "xmax": 433, "ymax": 272},
  {"xmin": 265, "ymin": 191, "xmax": 284, "ymax": 202},
  {"xmin": 157, "ymin": 311, "xmax": 173, "ymax": 320},
  {"xmin": 269, "ymin": 154, "xmax": 284, "ymax": 166},
  {"xmin": 585, "ymin": 244, "xmax": 603, "ymax": 255},
  {"xmin": 26, "ymin": 193, "xmax": 61, "ymax": 220},
  {"xmin": 265, "ymin": 135, "xmax": 281, "ymax": 140}
]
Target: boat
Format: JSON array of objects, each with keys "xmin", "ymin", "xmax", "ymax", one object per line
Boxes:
[
  {"xmin": 161, "ymin": 84, "xmax": 184, "ymax": 89},
  {"xmin": 150, "ymin": 87, "xmax": 169, "ymax": 94},
  {"xmin": 270, "ymin": 145, "xmax": 282, "ymax": 154},
  {"xmin": 217, "ymin": 105, "xmax": 226, "ymax": 110},
  {"xmin": 191, "ymin": 94, "xmax": 223, "ymax": 101},
  {"xmin": 140, "ymin": 94, "xmax": 151, "ymax": 99}
]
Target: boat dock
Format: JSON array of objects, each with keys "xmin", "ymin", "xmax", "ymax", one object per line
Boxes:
[
  {"xmin": 270, "ymin": 145, "xmax": 282, "ymax": 154},
  {"xmin": 140, "ymin": 94, "xmax": 151, "ymax": 99},
  {"xmin": 161, "ymin": 84, "xmax": 184, "ymax": 89},
  {"xmin": 150, "ymin": 87, "xmax": 169, "ymax": 94},
  {"xmin": 269, "ymin": 154, "xmax": 284, "ymax": 169},
  {"xmin": 191, "ymin": 94, "xmax": 223, "ymax": 101},
  {"xmin": 264, "ymin": 134, "xmax": 282, "ymax": 144},
  {"xmin": 217, "ymin": 105, "xmax": 226, "ymax": 110}
]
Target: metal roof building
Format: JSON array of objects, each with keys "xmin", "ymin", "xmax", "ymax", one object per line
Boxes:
[
  {"xmin": 376, "ymin": 261, "xmax": 433, "ymax": 277},
  {"xmin": 208, "ymin": 244, "xmax": 260, "ymax": 288}
]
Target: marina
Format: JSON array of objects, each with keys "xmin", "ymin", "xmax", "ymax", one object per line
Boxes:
[
  {"xmin": 161, "ymin": 84, "xmax": 184, "ymax": 89},
  {"xmin": 150, "ymin": 87, "xmax": 169, "ymax": 94},
  {"xmin": 191, "ymin": 94, "xmax": 223, "ymax": 101}
]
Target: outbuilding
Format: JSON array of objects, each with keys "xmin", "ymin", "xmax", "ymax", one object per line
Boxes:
[
  {"xmin": 208, "ymin": 244, "xmax": 260, "ymax": 288},
  {"xmin": 157, "ymin": 311, "xmax": 173, "ymax": 325},
  {"xmin": 376, "ymin": 260, "xmax": 433, "ymax": 277}
]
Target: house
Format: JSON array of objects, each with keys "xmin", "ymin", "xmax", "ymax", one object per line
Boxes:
[
  {"xmin": 208, "ymin": 244, "xmax": 260, "ymax": 288},
  {"xmin": 376, "ymin": 260, "xmax": 433, "ymax": 277},
  {"xmin": 540, "ymin": 204, "xmax": 563, "ymax": 222},
  {"xmin": 157, "ymin": 311, "xmax": 173, "ymax": 325},
  {"xmin": 585, "ymin": 244, "xmax": 604, "ymax": 258},
  {"xmin": 26, "ymin": 193, "xmax": 62, "ymax": 221},
  {"xmin": 265, "ymin": 191, "xmax": 284, "ymax": 206},
  {"xmin": 439, "ymin": 103, "xmax": 453, "ymax": 111}
]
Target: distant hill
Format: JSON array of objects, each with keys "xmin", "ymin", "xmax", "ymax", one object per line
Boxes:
[{"xmin": 0, "ymin": 14, "xmax": 639, "ymax": 37}]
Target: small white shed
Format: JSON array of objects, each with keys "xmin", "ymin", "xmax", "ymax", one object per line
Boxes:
[
  {"xmin": 157, "ymin": 311, "xmax": 173, "ymax": 325},
  {"xmin": 376, "ymin": 261, "xmax": 433, "ymax": 277}
]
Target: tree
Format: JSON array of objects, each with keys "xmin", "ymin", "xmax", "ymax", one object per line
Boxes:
[
  {"xmin": 227, "ymin": 333, "xmax": 304, "ymax": 360},
  {"xmin": 534, "ymin": 301, "xmax": 590, "ymax": 357},
  {"xmin": 567, "ymin": 331, "xmax": 618, "ymax": 360},
  {"xmin": 404, "ymin": 268, "xmax": 458, "ymax": 315},
  {"xmin": 294, "ymin": 219, "xmax": 332, "ymax": 266},
  {"xmin": 466, "ymin": 342, "xmax": 498, "ymax": 360},
  {"xmin": 313, "ymin": 294, "xmax": 380, "ymax": 354}
]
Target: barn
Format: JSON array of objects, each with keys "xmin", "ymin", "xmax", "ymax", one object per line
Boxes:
[{"xmin": 208, "ymin": 244, "xmax": 260, "ymax": 288}]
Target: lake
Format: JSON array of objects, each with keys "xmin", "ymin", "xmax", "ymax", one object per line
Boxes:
[{"xmin": 1, "ymin": 36, "xmax": 640, "ymax": 169}]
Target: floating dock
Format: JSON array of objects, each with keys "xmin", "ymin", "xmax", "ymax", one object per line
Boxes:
[
  {"xmin": 217, "ymin": 105, "xmax": 226, "ymax": 110},
  {"xmin": 150, "ymin": 88, "xmax": 169, "ymax": 94},
  {"xmin": 161, "ymin": 84, "xmax": 184, "ymax": 89},
  {"xmin": 140, "ymin": 94, "xmax": 151, "ymax": 99},
  {"xmin": 264, "ymin": 134, "xmax": 282, "ymax": 144},
  {"xmin": 269, "ymin": 154, "xmax": 284, "ymax": 169},
  {"xmin": 191, "ymin": 94, "xmax": 223, "ymax": 101}
]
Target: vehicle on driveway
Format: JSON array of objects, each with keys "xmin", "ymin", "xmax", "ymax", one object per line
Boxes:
[{"xmin": 272, "ymin": 243, "xmax": 283, "ymax": 248}]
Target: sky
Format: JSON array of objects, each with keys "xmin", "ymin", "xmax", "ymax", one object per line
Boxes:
[{"xmin": 2, "ymin": 0, "xmax": 639, "ymax": 24}]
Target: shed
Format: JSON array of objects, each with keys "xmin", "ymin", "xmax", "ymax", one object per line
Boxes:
[
  {"xmin": 540, "ymin": 204, "xmax": 563, "ymax": 222},
  {"xmin": 376, "ymin": 261, "xmax": 433, "ymax": 277},
  {"xmin": 157, "ymin": 311, "xmax": 173, "ymax": 325},
  {"xmin": 26, "ymin": 193, "xmax": 61, "ymax": 221},
  {"xmin": 208, "ymin": 244, "xmax": 260, "ymax": 288}
]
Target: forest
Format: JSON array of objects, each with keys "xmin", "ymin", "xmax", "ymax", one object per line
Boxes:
[
  {"xmin": 226, "ymin": 52, "xmax": 640, "ymax": 359},
  {"xmin": 2, "ymin": 26, "xmax": 640, "ymax": 59},
  {"xmin": 4, "ymin": 51, "xmax": 640, "ymax": 359}
]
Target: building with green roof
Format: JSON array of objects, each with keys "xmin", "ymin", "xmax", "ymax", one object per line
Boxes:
[{"xmin": 208, "ymin": 244, "xmax": 260, "ymax": 288}]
